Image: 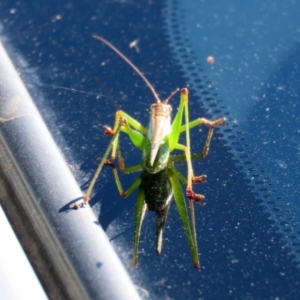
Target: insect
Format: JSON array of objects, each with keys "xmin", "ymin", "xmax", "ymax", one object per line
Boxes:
[{"xmin": 74, "ymin": 35, "xmax": 225, "ymax": 268}]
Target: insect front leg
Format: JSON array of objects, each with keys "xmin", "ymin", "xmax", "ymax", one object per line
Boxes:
[
  {"xmin": 169, "ymin": 88, "xmax": 203, "ymax": 202},
  {"xmin": 71, "ymin": 117, "xmax": 125, "ymax": 209},
  {"xmin": 175, "ymin": 89, "xmax": 225, "ymax": 201},
  {"xmin": 180, "ymin": 116, "xmax": 225, "ymax": 158},
  {"xmin": 104, "ymin": 110, "xmax": 147, "ymax": 161},
  {"xmin": 103, "ymin": 111, "xmax": 148, "ymax": 198},
  {"xmin": 75, "ymin": 111, "xmax": 146, "ymax": 206},
  {"xmin": 181, "ymin": 117, "xmax": 225, "ymax": 186}
]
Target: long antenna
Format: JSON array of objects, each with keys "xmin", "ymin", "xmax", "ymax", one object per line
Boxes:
[
  {"xmin": 164, "ymin": 88, "xmax": 180, "ymax": 104},
  {"xmin": 93, "ymin": 35, "xmax": 161, "ymax": 103}
]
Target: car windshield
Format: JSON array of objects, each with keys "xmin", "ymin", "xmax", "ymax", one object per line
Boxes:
[{"xmin": 0, "ymin": 0, "xmax": 299, "ymax": 299}]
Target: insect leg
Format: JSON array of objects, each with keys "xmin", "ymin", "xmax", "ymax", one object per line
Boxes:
[
  {"xmin": 104, "ymin": 160, "xmax": 143, "ymax": 198},
  {"xmin": 170, "ymin": 89, "xmax": 202, "ymax": 201},
  {"xmin": 180, "ymin": 117, "xmax": 225, "ymax": 158},
  {"xmin": 132, "ymin": 187, "xmax": 147, "ymax": 267},
  {"xmin": 73, "ymin": 117, "xmax": 125, "ymax": 208},
  {"xmin": 167, "ymin": 166, "xmax": 200, "ymax": 268},
  {"xmin": 105, "ymin": 110, "xmax": 147, "ymax": 160},
  {"xmin": 78, "ymin": 110, "xmax": 147, "ymax": 206}
]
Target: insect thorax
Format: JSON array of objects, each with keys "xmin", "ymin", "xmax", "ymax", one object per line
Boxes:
[{"xmin": 143, "ymin": 139, "xmax": 170, "ymax": 174}]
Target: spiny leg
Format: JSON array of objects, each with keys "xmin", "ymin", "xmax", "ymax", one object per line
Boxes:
[
  {"xmin": 103, "ymin": 129, "xmax": 146, "ymax": 197},
  {"xmin": 114, "ymin": 145, "xmax": 144, "ymax": 174},
  {"xmin": 170, "ymin": 124, "xmax": 224, "ymax": 164},
  {"xmin": 102, "ymin": 110, "xmax": 148, "ymax": 191},
  {"xmin": 180, "ymin": 117, "xmax": 225, "ymax": 134},
  {"xmin": 167, "ymin": 88, "xmax": 198, "ymax": 200},
  {"xmin": 168, "ymin": 88, "xmax": 225, "ymax": 202},
  {"xmin": 105, "ymin": 110, "xmax": 147, "ymax": 161},
  {"xmin": 104, "ymin": 160, "xmax": 143, "ymax": 198},
  {"xmin": 102, "ymin": 161, "xmax": 148, "ymax": 267},
  {"xmin": 94, "ymin": 157, "xmax": 148, "ymax": 267},
  {"xmin": 74, "ymin": 110, "xmax": 147, "ymax": 208},
  {"xmin": 166, "ymin": 166, "xmax": 200, "ymax": 268},
  {"xmin": 170, "ymin": 122, "xmax": 223, "ymax": 186},
  {"xmin": 178, "ymin": 100, "xmax": 225, "ymax": 200},
  {"xmin": 168, "ymin": 163, "xmax": 202, "ymax": 261},
  {"xmin": 168, "ymin": 160, "xmax": 206, "ymax": 247},
  {"xmin": 155, "ymin": 199, "xmax": 172, "ymax": 256},
  {"xmin": 132, "ymin": 187, "xmax": 147, "ymax": 267},
  {"xmin": 83, "ymin": 111, "xmax": 132, "ymax": 200},
  {"xmin": 185, "ymin": 118, "xmax": 224, "ymax": 187},
  {"xmin": 72, "ymin": 117, "xmax": 126, "ymax": 209},
  {"xmin": 169, "ymin": 88, "xmax": 202, "ymax": 202},
  {"xmin": 167, "ymin": 160, "xmax": 206, "ymax": 187},
  {"xmin": 180, "ymin": 117, "xmax": 225, "ymax": 158}
]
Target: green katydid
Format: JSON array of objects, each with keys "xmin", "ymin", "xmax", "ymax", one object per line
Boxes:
[{"xmin": 74, "ymin": 35, "xmax": 225, "ymax": 268}]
